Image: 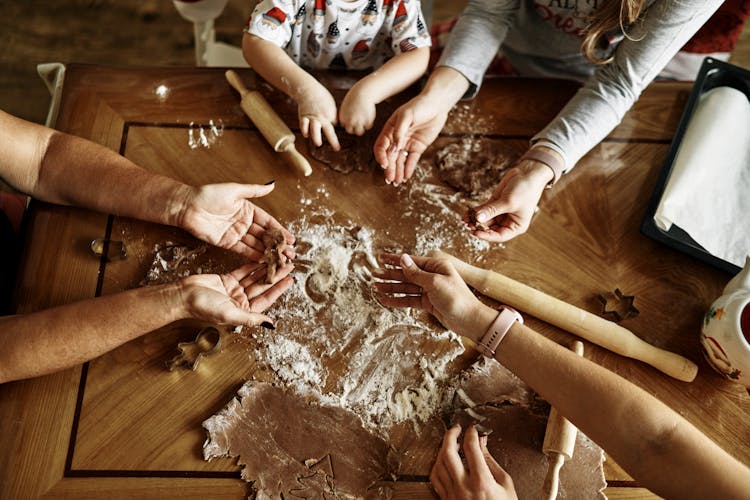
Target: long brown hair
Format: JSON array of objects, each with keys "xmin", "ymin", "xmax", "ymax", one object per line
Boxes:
[{"xmin": 582, "ymin": 0, "xmax": 649, "ymax": 64}]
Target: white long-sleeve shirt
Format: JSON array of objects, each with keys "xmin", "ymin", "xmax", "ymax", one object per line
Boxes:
[{"xmin": 439, "ymin": 0, "xmax": 722, "ymax": 171}]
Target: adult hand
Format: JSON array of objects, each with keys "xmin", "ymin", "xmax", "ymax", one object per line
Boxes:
[
  {"xmin": 374, "ymin": 95, "xmax": 448, "ymax": 185},
  {"xmin": 339, "ymin": 83, "xmax": 377, "ymax": 136},
  {"xmin": 298, "ymin": 83, "xmax": 340, "ymax": 150},
  {"xmin": 465, "ymin": 161, "xmax": 552, "ymax": 243},
  {"xmin": 373, "ymin": 253, "xmax": 494, "ymax": 341},
  {"xmin": 431, "ymin": 424, "xmax": 517, "ymax": 500},
  {"xmin": 179, "ymin": 182, "xmax": 295, "ymax": 261},
  {"xmin": 180, "ymin": 261, "xmax": 294, "ymax": 327}
]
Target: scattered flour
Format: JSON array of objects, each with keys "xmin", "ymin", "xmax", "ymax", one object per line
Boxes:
[
  {"xmin": 242, "ymin": 158, "xmax": 499, "ymax": 430},
  {"xmin": 249, "ymin": 218, "xmax": 466, "ymax": 431},
  {"xmin": 188, "ymin": 119, "xmax": 224, "ymax": 149}
]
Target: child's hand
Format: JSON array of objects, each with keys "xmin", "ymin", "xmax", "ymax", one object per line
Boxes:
[
  {"xmin": 298, "ymin": 84, "xmax": 340, "ymax": 150},
  {"xmin": 339, "ymin": 85, "xmax": 377, "ymax": 136}
]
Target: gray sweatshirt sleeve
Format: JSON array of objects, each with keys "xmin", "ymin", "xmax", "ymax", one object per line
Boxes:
[
  {"xmin": 437, "ymin": 0, "xmax": 520, "ymax": 97},
  {"xmin": 533, "ymin": 0, "xmax": 723, "ymax": 171}
]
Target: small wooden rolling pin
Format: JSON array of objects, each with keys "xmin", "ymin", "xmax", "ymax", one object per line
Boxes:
[
  {"xmin": 433, "ymin": 250, "xmax": 698, "ymax": 382},
  {"xmin": 225, "ymin": 70, "xmax": 312, "ymax": 176},
  {"xmin": 542, "ymin": 340, "xmax": 584, "ymax": 500}
]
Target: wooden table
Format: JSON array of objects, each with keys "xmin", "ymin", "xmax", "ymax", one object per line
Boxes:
[{"xmin": 1, "ymin": 65, "xmax": 748, "ymax": 499}]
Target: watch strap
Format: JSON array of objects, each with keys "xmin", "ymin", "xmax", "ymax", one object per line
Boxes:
[
  {"xmin": 477, "ymin": 307, "xmax": 523, "ymax": 358},
  {"xmin": 519, "ymin": 148, "xmax": 565, "ymax": 188}
]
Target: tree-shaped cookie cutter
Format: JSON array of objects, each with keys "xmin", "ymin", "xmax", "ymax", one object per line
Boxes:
[{"xmin": 167, "ymin": 327, "xmax": 222, "ymax": 371}]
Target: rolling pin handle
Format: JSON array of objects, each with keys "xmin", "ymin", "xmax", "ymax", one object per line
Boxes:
[
  {"xmin": 281, "ymin": 143, "xmax": 313, "ymax": 177},
  {"xmin": 225, "ymin": 70, "xmax": 249, "ymax": 98},
  {"xmin": 543, "ymin": 453, "xmax": 565, "ymax": 500}
]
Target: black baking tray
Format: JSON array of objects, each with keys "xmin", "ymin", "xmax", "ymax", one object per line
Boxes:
[{"xmin": 641, "ymin": 58, "xmax": 750, "ymax": 275}]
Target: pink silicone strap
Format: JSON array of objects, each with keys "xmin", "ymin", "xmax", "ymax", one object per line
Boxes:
[{"xmin": 477, "ymin": 307, "xmax": 523, "ymax": 358}]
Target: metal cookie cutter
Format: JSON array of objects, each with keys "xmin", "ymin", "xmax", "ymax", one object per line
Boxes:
[
  {"xmin": 167, "ymin": 327, "xmax": 222, "ymax": 371},
  {"xmin": 90, "ymin": 238, "xmax": 127, "ymax": 261},
  {"xmin": 597, "ymin": 288, "xmax": 640, "ymax": 323}
]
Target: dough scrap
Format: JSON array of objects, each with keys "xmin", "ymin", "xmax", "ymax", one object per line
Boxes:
[
  {"xmin": 309, "ymin": 134, "xmax": 377, "ymax": 174},
  {"xmin": 434, "ymin": 138, "xmax": 521, "ymax": 196},
  {"xmin": 142, "ymin": 242, "xmax": 207, "ymax": 285},
  {"xmin": 262, "ymin": 229, "xmax": 288, "ymax": 284},
  {"xmin": 467, "ymin": 206, "xmax": 490, "ymax": 232},
  {"xmin": 203, "ymin": 381, "xmax": 397, "ymax": 499}
]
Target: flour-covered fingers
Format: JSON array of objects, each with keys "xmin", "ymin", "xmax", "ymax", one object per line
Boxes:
[
  {"xmin": 371, "ymin": 267, "xmax": 407, "ymax": 282},
  {"xmin": 377, "ymin": 253, "xmax": 404, "ymax": 267},
  {"xmin": 375, "ymin": 294, "xmax": 422, "ymax": 309},
  {"xmin": 372, "ymin": 281, "xmax": 421, "ymax": 295}
]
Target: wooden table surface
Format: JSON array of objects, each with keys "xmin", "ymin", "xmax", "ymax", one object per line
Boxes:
[{"xmin": 1, "ymin": 65, "xmax": 748, "ymax": 499}]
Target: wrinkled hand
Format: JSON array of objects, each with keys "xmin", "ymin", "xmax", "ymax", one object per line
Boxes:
[
  {"xmin": 339, "ymin": 84, "xmax": 377, "ymax": 136},
  {"xmin": 179, "ymin": 182, "xmax": 295, "ymax": 261},
  {"xmin": 465, "ymin": 162, "xmax": 551, "ymax": 243},
  {"xmin": 374, "ymin": 95, "xmax": 448, "ymax": 185},
  {"xmin": 298, "ymin": 83, "xmax": 340, "ymax": 150},
  {"xmin": 373, "ymin": 253, "xmax": 488, "ymax": 338},
  {"xmin": 431, "ymin": 425, "xmax": 517, "ymax": 500},
  {"xmin": 180, "ymin": 261, "xmax": 293, "ymax": 327}
]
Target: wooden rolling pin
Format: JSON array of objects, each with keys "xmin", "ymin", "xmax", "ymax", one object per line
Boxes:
[
  {"xmin": 225, "ymin": 70, "xmax": 312, "ymax": 176},
  {"xmin": 433, "ymin": 250, "xmax": 698, "ymax": 382},
  {"xmin": 542, "ymin": 340, "xmax": 584, "ymax": 500}
]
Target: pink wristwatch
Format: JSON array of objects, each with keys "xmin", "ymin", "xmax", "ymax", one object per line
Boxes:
[{"xmin": 477, "ymin": 307, "xmax": 523, "ymax": 358}]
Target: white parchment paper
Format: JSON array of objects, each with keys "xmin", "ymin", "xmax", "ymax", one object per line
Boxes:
[{"xmin": 654, "ymin": 86, "xmax": 750, "ymax": 267}]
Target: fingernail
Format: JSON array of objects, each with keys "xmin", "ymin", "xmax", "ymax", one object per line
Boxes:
[
  {"xmin": 401, "ymin": 253, "xmax": 414, "ymax": 268},
  {"xmin": 264, "ymin": 180, "xmax": 275, "ymax": 185},
  {"xmin": 261, "ymin": 321, "xmax": 275, "ymax": 330},
  {"xmin": 480, "ymin": 435, "xmax": 488, "ymax": 446},
  {"xmin": 380, "ymin": 164, "xmax": 387, "ymax": 170},
  {"xmin": 385, "ymin": 179, "xmax": 392, "ymax": 185},
  {"xmin": 452, "ymin": 423, "xmax": 461, "ymax": 430},
  {"xmin": 476, "ymin": 211, "xmax": 488, "ymax": 223}
]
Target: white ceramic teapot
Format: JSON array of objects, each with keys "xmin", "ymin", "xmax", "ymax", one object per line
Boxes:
[{"xmin": 701, "ymin": 256, "xmax": 750, "ymax": 389}]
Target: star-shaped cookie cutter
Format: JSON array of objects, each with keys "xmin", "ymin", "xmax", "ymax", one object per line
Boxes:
[
  {"xmin": 596, "ymin": 288, "xmax": 640, "ymax": 323},
  {"xmin": 167, "ymin": 327, "xmax": 222, "ymax": 371}
]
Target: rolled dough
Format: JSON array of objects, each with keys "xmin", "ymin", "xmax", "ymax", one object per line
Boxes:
[
  {"xmin": 434, "ymin": 138, "xmax": 522, "ymax": 196},
  {"xmin": 203, "ymin": 381, "xmax": 397, "ymax": 499}
]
